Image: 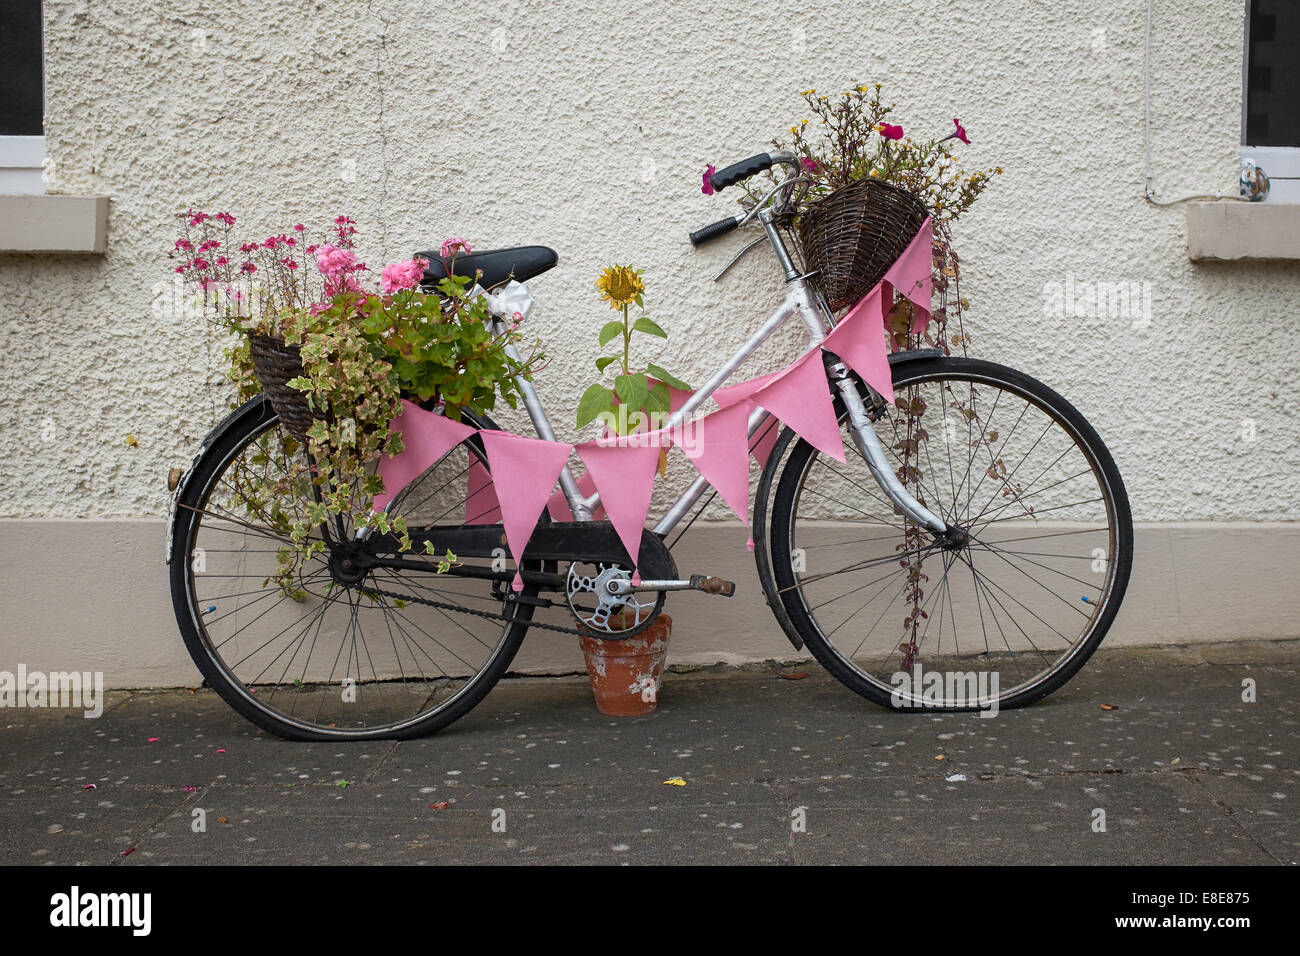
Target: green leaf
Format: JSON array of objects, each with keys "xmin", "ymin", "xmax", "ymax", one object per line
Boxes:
[
  {"xmin": 645, "ymin": 381, "xmax": 671, "ymax": 414},
  {"xmin": 576, "ymin": 383, "xmax": 615, "ymax": 429},
  {"xmin": 598, "ymin": 320, "xmax": 624, "ymax": 348},
  {"xmin": 633, "ymin": 317, "xmax": 667, "ymax": 338},
  {"xmin": 595, "ymin": 355, "xmax": 619, "ymax": 373},
  {"xmin": 614, "ymin": 373, "xmax": 649, "ymax": 413},
  {"xmin": 647, "ymin": 363, "xmax": 690, "ymax": 390}
]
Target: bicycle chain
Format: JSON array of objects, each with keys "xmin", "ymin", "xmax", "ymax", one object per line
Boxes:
[{"xmin": 366, "ymin": 582, "xmax": 596, "ymax": 637}]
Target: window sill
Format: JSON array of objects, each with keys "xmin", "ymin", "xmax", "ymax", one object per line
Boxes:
[
  {"xmin": 1186, "ymin": 200, "xmax": 1300, "ymax": 260},
  {"xmin": 0, "ymin": 194, "xmax": 108, "ymax": 254}
]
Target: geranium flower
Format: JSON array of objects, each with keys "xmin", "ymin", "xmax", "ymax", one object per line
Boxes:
[
  {"xmin": 439, "ymin": 237, "xmax": 471, "ymax": 258},
  {"xmin": 949, "ymin": 118, "xmax": 971, "ymax": 145},
  {"xmin": 800, "ymin": 157, "xmax": 820, "ymax": 172},
  {"xmin": 380, "ymin": 256, "xmax": 430, "ymax": 294},
  {"xmin": 877, "ymin": 123, "xmax": 904, "ymax": 140},
  {"xmin": 701, "ymin": 164, "xmax": 716, "ymax": 195}
]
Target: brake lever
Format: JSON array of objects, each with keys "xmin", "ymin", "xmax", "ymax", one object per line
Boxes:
[{"xmin": 712, "ymin": 235, "xmax": 767, "ymax": 282}]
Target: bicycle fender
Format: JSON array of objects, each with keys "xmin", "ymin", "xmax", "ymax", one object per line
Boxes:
[{"xmin": 166, "ymin": 396, "xmax": 274, "ymax": 565}]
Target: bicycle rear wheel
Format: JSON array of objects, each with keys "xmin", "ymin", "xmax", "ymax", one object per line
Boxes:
[
  {"xmin": 769, "ymin": 356, "xmax": 1132, "ymax": 711},
  {"xmin": 169, "ymin": 397, "xmax": 536, "ymax": 740}
]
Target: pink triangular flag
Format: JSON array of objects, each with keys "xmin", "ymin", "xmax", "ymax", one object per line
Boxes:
[
  {"xmin": 577, "ymin": 434, "xmax": 667, "ymax": 583},
  {"xmin": 684, "ymin": 403, "xmax": 751, "ymax": 525},
  {"xmin": 712, "ymin": 365, "xmax": 790, "ymax": 410},
  {"xmin": 750, "ymin": 348, "xmax": 845, "ymax": 462},
  {"xmin": 479, "ymin": 430, "xmax": 574, "ymax": 590},
  {"xmin": 374, "ymin": 400, "xmax": 477, "ymax": 512},
  {"xmin": 466, "ymin": 457, "xmax": 502, "ymax": 524},
  {"xmin": 884, "ymin": 217, "xmax": 933, "ymax": 335},
  {"xmin": 824, "ymin": 284, "xmax": 895, "ymax": 405},
  {"xmin": 546, "ymin": 469, "xmax": 606, "ymax": 521}
]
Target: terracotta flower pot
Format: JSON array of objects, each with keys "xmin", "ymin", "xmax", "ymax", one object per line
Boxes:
[{"xmin": 578, "ymin": 614, "xmax": 671, "ymax": 716}]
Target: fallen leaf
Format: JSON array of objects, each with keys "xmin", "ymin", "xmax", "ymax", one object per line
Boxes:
[
  {"xmin": 82, "ymin": 784, "xmax": 96, "ymax": 790},
  {"xmin": 147, "ymin": 737, "xmax": 160, "ymax": 742},
  {"xmin": 1170, "ymin": 757, "xmax": 1181, "ymax": 765},
  {"xmin": 216, "ymin": 749, "xmax": 226, "ymax": 753},
  {"xmin": 217, "ymin": 817, "xmax": 229, "ymax": 825},
  {"xmin": 183, "ymin": 786, "xmax": 197, "ymax": 792},
  {"xmin": 935, "ymin": 754, "xmax": 946, "ymax": 760},
  {"xmin": 778, "ymin": 672, "xmax": 810, "ymax": 680},
  {"xmin": 663, "ymin": 777, "xmax": 686, "ymax": 787},
  {"xmin": 428, "ymin": 801, "xmax": 450, "ymax": 810},
  {"xmin": 1100, "ymin": 704, "xmax": 1117, "ymax": 711},
  {"xmin": 120, "ymin": 846, "xmax": 136, "ymax": 857}
]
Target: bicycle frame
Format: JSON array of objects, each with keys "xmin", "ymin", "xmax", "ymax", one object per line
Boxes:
[{"xmin": 495, "ymin": 204, "xmax": 948, "ymax": 537}]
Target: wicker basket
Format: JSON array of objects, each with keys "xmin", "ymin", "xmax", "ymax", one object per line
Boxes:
[
  {"xmin": 249, "ymin": 333, "xmax": 315, "ymax": 440},
  {"xmin": 796, "ymin": 177, "xmax": 929, "ymax": 312}
]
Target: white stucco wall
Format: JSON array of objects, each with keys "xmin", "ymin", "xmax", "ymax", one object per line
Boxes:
[{"xmin": 1, "ymin": 0, "xmax": 1296, "ymax": 685}]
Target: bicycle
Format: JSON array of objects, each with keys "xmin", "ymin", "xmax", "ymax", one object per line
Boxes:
[{"xmin": 167, "ymin": 150, "xmax": 1133, "ymax": 740}]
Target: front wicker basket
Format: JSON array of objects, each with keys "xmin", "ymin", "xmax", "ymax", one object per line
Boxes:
[
  {"xmin": 797, "ymin": 177, "xmax": 929, "ymax": 312},
  {"xmin": 249, "ymin": 333, "xmax": 315, "ymax": 441}
]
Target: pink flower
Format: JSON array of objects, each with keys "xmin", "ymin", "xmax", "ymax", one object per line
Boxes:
[
  {"xmin": 316, "ymin": 243, "xmax": 364, "ymax": 296},
  {"xmin": 800, "ymin": 157, "xmax": 820, "ymax": 172},
  {"xmin": 701, "ymin": 164, "xmax": 716, "ymax": 195},
  {"xmin": 877, "ymin": 123, "xmax": 904, "ymax": 141},
  {"xmin": 950, "ymin": 118, "xmax": 970, "ymax": 145},
  {"xmin": 380, "ymin": 256, "xmax": 429, "ymax": 294},
  {"xmin": 174, "ymin": 238, "xmax": 193, "ymax": 251},
  {"xmin": 293, "ymin": 223, "xmax": 305, "ymax": 232},
  {"xmin": 316, "ymin": 243, "xmax": 358, "ymax": 276},
  {"xmin": 439, "ymin": 237, "xmax": 471, "ymax": 258},
  {"xmin": 213, "ymin": 212, "xmax": 236, "ymax": 226}
]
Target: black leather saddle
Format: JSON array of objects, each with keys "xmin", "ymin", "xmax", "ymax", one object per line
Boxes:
[{"xmin": 418, "ymin": 245, "xmax": 558, "ymax": 290}]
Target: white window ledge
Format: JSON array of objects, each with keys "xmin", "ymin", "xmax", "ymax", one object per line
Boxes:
[
  {"xmin": 0, "ymin": 194, "xmax": 108, "ymax": 254},
  {"xmin": 1186, "ymin": 200, "xmax": 1300, "ymax": 260}
]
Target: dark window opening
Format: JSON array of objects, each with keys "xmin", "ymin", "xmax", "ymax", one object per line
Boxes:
[
  {"xmin": 1245, "ymin": 0, "xmax": 1300, "ymax": 147},
  {"xmin": 0, "ymin": 0, "xmax": 43, "ymax": 136}
]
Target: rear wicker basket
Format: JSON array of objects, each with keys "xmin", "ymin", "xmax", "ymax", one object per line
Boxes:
[
  {"xmin": 797, "ymin": 177, "xmax": 929, "ymax": 312},
  {"xmin": 249, "ymin": 333, "xmax": 315, "ymax": 441}
]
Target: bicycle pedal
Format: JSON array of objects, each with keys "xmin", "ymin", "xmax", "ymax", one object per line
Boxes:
[{"xmin": 689, "ymin": 575, "xmax": 736, "ymax": 597}]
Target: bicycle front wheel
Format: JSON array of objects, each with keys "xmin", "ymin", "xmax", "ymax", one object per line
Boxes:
[
  {"xmin": 169, "ymin": 397, "xmax": 536, "ymax": 740},
  {"xmin": 769, "ymin": 356, "xmax": 1132, "ymax": 711}
]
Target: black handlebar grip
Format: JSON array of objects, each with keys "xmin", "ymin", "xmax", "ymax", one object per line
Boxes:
[
  {"xmin": 689, "ymin": 216, "xmax": 741, "ymax": 247},
  {"xmin": 710, "ymin": 152, "xmax": 774, "ymax": 192}
]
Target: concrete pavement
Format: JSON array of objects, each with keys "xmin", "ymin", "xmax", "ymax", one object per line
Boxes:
[{"xmin": 1, "ymin": 639, "xmax": 1296, "ymax": 865}]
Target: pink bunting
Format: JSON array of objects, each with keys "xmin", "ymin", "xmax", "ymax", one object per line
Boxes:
[
  {"xmin": 478, "ymin": 430, "xmax": 575, "ymax": 590},
  {"xmin": 883, "ymin": 217, "xmax": 934, "ymax": 336},
  {"xmin": 712, "ymin": 365, "xmax": 789, "ymax": 410},
  {"xmin": 823, "ymin": 284, "xmax": 895, "ymax": 405},
  {"xmin": 466, "ymin": 457, "xmax": 502, "ymax": 524},
  {"xmin": 577, "ymin": 433, "xmax": 668, "ymax": 584},
  {"xmin": 685, "ymin": 403, "xmax": 752, "ymax": 525},
  {"xmin": 747, "ymin": 349, "xmax": 846, "ymax": 462},
  {"xmin": 374, "ymin": 400, "xmax": 477, "ymax": 513}
]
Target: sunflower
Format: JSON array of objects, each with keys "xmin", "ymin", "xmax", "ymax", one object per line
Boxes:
[{"xmin": 594, "ymin": 264, "xmax": 644, "ymax": 310}]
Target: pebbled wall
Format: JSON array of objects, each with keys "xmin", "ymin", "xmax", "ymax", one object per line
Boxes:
[{"xmin": 2, "ymin": 0, "xmax": 1296, "ymax": 528}]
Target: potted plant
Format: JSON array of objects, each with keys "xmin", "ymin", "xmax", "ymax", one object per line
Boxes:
[
  {"xmin": 169, "ymin": 213, "xmax": 543, "ymax": 593},
  {"xmin": 573, "ymin": 264, "xmax": 690, "ymax": 716}
]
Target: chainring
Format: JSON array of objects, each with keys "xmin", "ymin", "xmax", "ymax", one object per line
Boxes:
[{"xmin": 565, "ymin": 562, "xmax": 665, "ymax": 638}]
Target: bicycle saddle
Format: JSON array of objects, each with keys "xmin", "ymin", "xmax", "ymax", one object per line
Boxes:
[{"xmin": 418, "ymin": 245, "xmax": 558, "ymax": 290}]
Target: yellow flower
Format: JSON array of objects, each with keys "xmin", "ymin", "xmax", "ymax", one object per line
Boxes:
[
  {"xmin": 594, "ymin": 264, "xmax": 644, "ymax": 310},
  {"xmin": 800, "ymin": 88, "xmax": 817, "ymax": 95}
]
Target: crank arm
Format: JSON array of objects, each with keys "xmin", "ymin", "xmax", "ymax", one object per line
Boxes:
[{"xmin": 607, "ymin": 575, "xmax": 736, "ymax": 597}]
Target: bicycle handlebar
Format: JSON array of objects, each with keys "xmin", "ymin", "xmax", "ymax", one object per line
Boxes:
[
  {"xmin": 689, "ymin": 215, "xmax": 743, "ymax": 247},
  {"xmin": 690, "ymin": 150, "xmax": 801, "ymax": 246},
  {"xmin": 709, "ymin": 152, "xmax": 776, "ymax": 192}
]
